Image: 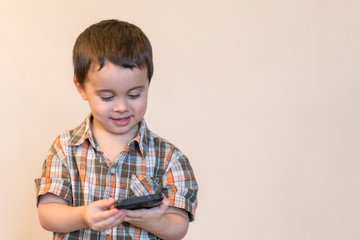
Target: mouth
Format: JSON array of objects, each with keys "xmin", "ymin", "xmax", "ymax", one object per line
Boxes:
[{"xmin": 111, "ymin": 116, "xmax": 131, "ymax": 126}]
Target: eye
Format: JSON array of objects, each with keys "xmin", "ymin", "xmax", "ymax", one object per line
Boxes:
[
  {"xmin": 128, "ymin": 94, "xmax": 140, "ymax": 99},
  {"xmin": 101, "ymin": 96, "xmax": 114, "ymax": 101}
]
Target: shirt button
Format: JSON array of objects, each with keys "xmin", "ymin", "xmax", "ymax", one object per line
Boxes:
[{"xmin": 110, "ymin": 167, "xmax": 116, "ymax": 174}]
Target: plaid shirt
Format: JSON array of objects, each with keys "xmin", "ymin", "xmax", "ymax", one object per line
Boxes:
[{"xmin": 35, "ymin": 115, "xmax": 198, "ymax": 240}]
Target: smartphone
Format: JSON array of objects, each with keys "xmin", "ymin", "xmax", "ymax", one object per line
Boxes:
[{"xmin": 114, "ymin": 193, "xmax": 164, "ymax": 210}]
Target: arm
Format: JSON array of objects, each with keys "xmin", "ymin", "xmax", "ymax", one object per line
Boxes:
[
  {"xmin": 37, "ymin": 193, "xmax": 127, "ymax": 232},
  {"xmin": 124, "ymin": 196, "xmax": 189, "ymax": 240}
]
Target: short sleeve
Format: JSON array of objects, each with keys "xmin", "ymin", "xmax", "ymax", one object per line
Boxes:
[
  {"xmin": 162, "ymin": 151, "xmax": 198, "ymax": 222},
  {"xmin": 35, "ymin": 137, "xmax": 72, "ymax": 206}
]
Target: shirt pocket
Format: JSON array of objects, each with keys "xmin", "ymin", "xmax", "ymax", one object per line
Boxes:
[{"xmin": 129, "ymin": 174, "xmax": 162, "ymax": 197}]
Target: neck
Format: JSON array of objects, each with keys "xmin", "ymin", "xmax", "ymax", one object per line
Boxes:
[{"xmin": 91, "ymin": 120, "xmax": 139, "ymax": 161}]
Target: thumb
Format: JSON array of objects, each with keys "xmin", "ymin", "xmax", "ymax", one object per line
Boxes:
[
  {"xmin": 95, "ymin": 198, "xmax": 117, "ymax": 209},
  {"xmin": 159, "ymin": 195, "xmax": 170, "ymax": 211}
]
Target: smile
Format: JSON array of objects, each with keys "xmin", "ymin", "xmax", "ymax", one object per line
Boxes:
[{"xmin": 111, "ymin": 116, "xmax": 131, "ymax": 126}]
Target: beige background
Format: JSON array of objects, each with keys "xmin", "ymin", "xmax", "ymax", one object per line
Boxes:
[{"xmin": 1, "ymin": 0, "xmax": 359, "ymax": 239}]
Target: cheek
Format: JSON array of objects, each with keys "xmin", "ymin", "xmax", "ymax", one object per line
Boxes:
[
  {"xmin": 89, "ymin": 100, "xmax": 111, "ymax": 115},
  {"xmin": 134, "ymin": 99, "xmax": 147, "ymax": 114}
]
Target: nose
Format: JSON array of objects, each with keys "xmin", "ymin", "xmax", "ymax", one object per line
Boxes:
[{"xmin": 113, "ymin": 98, "xmax": 129, "ymax": 113}]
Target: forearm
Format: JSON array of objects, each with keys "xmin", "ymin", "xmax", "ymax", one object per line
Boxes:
[
  {"xmin": 38, "ymin": 193, "xmax": 125, "ymax": 233},
  {"xmin": 38, "ymin": 202, "xmax": 87, "ymax": 232},
  {"xmin": 146, "ymin": 213, "xmax": 189, "ymax": 240},
  {"xmin": 125, "ymin": 208, "xmax": 189, "ymax": 240}
]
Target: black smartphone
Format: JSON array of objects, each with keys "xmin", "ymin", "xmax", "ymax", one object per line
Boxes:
[{"xmin": 114, "ymin": 193, "xmax": 164, "ymax": 210}]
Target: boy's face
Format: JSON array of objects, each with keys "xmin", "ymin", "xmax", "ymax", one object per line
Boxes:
[{"xmin": 74, "ymin": 62, "xmax": 149, "ymax": 139}]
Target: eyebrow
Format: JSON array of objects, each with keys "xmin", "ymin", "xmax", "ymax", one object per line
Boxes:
[
  {"xmin": 95, "ymin": 89, "xmax": 113, "ymax": 94},
  {"xmin": 128, "ymin": 85, "xmax": 145, "ymax": 91},
  {"xmin": 95, "ymin": 85, "xmax": 145, "ymax": 94}
]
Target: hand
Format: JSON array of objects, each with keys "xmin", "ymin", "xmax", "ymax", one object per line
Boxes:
[
  {"xmin": 81, "ymin": 199, "xmax": 127, "ymax": 232},
  {"xmin": 123, "ymin": 195, "xmax": 170, "ymax": 230}
]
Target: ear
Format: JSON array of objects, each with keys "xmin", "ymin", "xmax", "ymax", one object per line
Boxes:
[{"xmin": 73, "ymin": 77, "xmax": 88, "ymax": 101}]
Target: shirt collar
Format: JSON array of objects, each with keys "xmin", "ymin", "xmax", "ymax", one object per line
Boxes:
[
  {"xmin": 132, "ymin": 118, "xmax": 151, "ymax": 157},
  {"xmin": 68, "ymin": 113, "xmax": 94, "ymax": 147}
]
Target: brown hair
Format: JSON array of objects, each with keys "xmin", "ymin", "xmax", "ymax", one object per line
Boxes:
[{"xmin": 73, "ymin": 19, "xmax": 153, "ymax": 87}]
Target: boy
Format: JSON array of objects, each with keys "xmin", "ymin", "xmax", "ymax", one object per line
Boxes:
[{"xmin": 35, "ymin": 19, "xmax": 198, "ymax": 240}]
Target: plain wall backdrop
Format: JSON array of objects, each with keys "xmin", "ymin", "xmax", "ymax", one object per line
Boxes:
[{"xmin": 0, "ymin": 0, "xmax": 359, "ymax": 239}]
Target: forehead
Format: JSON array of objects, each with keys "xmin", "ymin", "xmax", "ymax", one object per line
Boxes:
[{"xmin": 85, "ymin": 62, "xmax": 149, "ymax": 89}]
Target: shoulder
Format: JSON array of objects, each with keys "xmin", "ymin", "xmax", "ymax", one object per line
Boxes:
[
  {"xmin": 48, "ymin": 116, "xmax": 90, "ymax": 154},
  {"xmin": 146, "ymin": 126, "xmax": 177, "ymax": 148},
  {"xmin": 137, "ymin": 120, "xmax": 179, "ymax": 157},
  {"xmin": 147, "ymin": 130, "xmax": 187, "ymax": 161}
]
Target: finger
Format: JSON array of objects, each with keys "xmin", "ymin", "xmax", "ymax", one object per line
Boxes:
[
  {"xmin": 158, "ymin": 196, "xmax": 170, "ymax": 212},
  {"xmin": 102, "ymin": 210, "xmax": 127, "ymax": 229},
  {"xmin": 96, "ymin": 199, "xmax": 117, "ymax": 209},
  {"xmin": 113, "ymin": 211, "xmax": 127, "ymax": 223},
  {"xmin": 92, "ymin": 207, "xmax": 125, "ymax": 225},
  {"xmin": 124, "ymin": 208, "xmax": 146, "ymax": 218},
  {"xmin": 88, "ymin": 199, "xmax": 117, "ymax": 213},
  {"xmin": 91, "ymin": 209, "xmax": 126, "ymax": 231}
]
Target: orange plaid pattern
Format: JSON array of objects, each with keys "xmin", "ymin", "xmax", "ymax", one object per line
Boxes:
[{"xmin": 35, "ymin": 115, "xmax": 198, "ymax": 239}]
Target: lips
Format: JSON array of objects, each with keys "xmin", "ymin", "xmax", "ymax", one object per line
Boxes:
[{"xmin": 111, "ymin": 116, "xmax": 131, "ymax": 126}]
